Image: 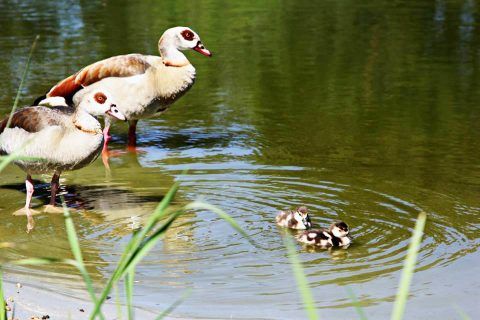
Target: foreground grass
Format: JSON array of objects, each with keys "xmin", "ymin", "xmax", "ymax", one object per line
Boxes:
[
  {"xmin": 7, "ymin": 182, "xmax": 253, "ymax": 319},
  {"xmin": 0, "ymin": 35, "xmax": 39, "ymax": 174},
  {"xmin": 0, "ymin": 269, "xmax": 5, "ymax": 320},
  {"xmin": 284, "ymin": 236, "xmax": 318, "ymax": 320},
  {"xmin": 390, "ymin": 212, "xmax": 426, "ymax": 320},
  {"xmin": 6, "ymin": 35, "xmax": 39, "ymax": 129}
]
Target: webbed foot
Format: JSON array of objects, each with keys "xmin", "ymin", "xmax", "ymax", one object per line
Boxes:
[
  {"xmin": 12, "ymin": 207, "xmax": 41, "ymax": 216},
  {"xmin": 43, "ymin": 204, "xmax": 65, "ymax": 214}
]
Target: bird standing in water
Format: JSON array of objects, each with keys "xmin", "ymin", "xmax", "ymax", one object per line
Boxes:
[
  {"xmin": 35, "ymin": 26, "xmax": 212, "ymax": 162},
  {"xmin": 0, "ymin": 90, "xmax": 126, "ymax": 232}
]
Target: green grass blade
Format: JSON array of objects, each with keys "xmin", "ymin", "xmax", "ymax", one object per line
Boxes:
[
  {"xmin": 0, "ymin": 269, "xmax": 6, "ymax": 320},
  {"xmin": 114, "ymin": 284, "xmax": 122, "ymax": 320},
  {"xmin": 454, "ymin": 305, "xmax": 472, "ymax": 320},
  {"xmin": 345, "ymin": 287, "xmax": 368, "ymax": 320},
  {"xmin": 0, "ymin": 153, "xmax": 23, "ymax": 173},
  {"xmin": 283, "ymin": 235, "xmax": 318, "ymax": 320},
  {"xmin": 130, "ymin": 182, "xmax": 180, "ymax": 247},
  {"xmin": 125, "ymin": 268, "xmax": 134, "ymax": 320},
  {"xmin": 184, "ymin": 201, "xmax": 259, "ymax": 248},
  {"xmin": 6, "ymin": 35, "xmax": 39, "ymax": 129},
  {"xmin": 90, "ymin": 183, "xmax": 180, "ymax": 319},
  {"xmin": 60, "ymin": 198, "xmax": 105, "ymax": 320},
  {"xmin": 391, "ymin": 212, "xmax": 427, "ymax": 320},
  {"xmin": 0, "ymin": 144, "xmax": 43, "ymax": 173},
  {"xmin": 0, "ymin": 155, "xmax": 42, "ymax": 161},
  {"xmin": 154, "ymin": 289, "xmax": 192, "ymax": 320},
  {"xmin": 13, "ymin": 257, "xmax": 69, "ymax": 265},
  {"xmin": 1, "ymin": 35, "xmax": 39, "ymax": 174},
  {"xmin": 122, "ymin": 210, "xmax": 182, "ymax": 275},
  {"xmin": 115, "ymin": 182, "xmax": 179, "ymax": 276}
]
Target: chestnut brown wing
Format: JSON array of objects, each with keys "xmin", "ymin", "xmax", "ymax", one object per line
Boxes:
[{"xmin": 45, "ymin": 54, "xmax": 151, "ymax": 102}]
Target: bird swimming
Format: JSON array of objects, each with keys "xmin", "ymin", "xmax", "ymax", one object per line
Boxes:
[{"xmin": 276, "ymin": 206, "xmax": 312, "ymax": 230}]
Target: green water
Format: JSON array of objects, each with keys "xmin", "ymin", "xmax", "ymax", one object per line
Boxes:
[{"xmin": 0, "ymin": 0, "xmax": 479, "ymax": 319}]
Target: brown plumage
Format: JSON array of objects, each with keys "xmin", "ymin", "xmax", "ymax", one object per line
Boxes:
[
  {"xmin": 47, "ymin": 54, "xmax": 151, "ymax": 102},
  {"xmin": 0, "ymin": 107, "xmax": 61, "ymax": 134}
]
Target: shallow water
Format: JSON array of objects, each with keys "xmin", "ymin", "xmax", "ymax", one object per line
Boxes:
[{"xmin": 1, "ymin": 0, "xmax": 480, "ymax": 319}]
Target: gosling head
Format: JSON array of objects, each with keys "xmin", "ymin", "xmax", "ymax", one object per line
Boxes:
[
  {"xmin": 296, "ymin": 206, "xmax": 312, "ymax": 229},
  {"xmin": 330, "ymin": 221, "xmax": 349, "ymax": 238}
]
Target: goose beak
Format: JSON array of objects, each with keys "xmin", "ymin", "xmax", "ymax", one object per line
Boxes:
[
  {"xmin": 193, "ymin": 41, "xmax": 212, "ymax": 57},
  {"xmin": 106, "ymin": 104, "xmax": 127, "ymax": 121}
]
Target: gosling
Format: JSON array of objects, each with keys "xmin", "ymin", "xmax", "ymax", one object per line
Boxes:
[
  {"xmin": 297, "ymin": 221, "xmax": 351, "ymax": 247},
  {"xmin": 276, "ymin": 206, "xmax": 312, "ymax": 230}
]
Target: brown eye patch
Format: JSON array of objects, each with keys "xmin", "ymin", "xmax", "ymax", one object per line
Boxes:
[
  {"xmin": 94, "ymin": 92, "xmax": 107, "ymax": 104},
  {"xmin": 181, "ymin": 29, "xmax": 194, "ymax": 41}
]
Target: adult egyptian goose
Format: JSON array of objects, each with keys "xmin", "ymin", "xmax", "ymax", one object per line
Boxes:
[
  {"xmin": 35, "ymin": 26, "xmax": 212, "ymax": 151},
  {"xmin": 0, "ymin": 90, "xmax": 126, "ymax": 230}
]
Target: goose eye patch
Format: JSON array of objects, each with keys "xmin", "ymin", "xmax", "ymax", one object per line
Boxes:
[
  {"xmin": 94, "ymin": 93, "xmax": 107, "ymax": 104},
  {"xmin": 181, "ymin": 29, "xmax": 194, "ymax": 41}
]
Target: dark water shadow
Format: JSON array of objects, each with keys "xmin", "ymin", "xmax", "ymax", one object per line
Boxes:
[
  {"xmin": 123, "ymin": 127, "xmax": 236, "ymax": 150},
  {"xmin": 0, "ymin": 181, "xmax": 165, "ymax": 211}
]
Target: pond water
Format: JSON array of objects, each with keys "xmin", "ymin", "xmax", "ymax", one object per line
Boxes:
[{"xmin": 1, "ymin": 0, "xmax": 480, "ymax": 319}]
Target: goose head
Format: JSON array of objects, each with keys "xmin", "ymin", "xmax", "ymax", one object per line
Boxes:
[
  {"xmin": 78, "ymin": 90, "xmax": 126, "ymax": 121},
  {"xmin": 159, "ymin": 27, "xmax": 212, "ymax": 66}
]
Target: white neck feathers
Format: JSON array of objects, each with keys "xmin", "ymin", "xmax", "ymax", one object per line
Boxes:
[
  {"xmin": 72, "ymin": 109, "xmax": 101, "ymax": 134},
  {"xmin": 158, "ymin": 37, "xmax": 190, "ymax": 67}
]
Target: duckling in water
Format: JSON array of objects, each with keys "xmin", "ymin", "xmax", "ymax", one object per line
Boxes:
[
  {"xmin": 297, "ymin": 221, "xmax": 351, "ymax": 248},
  {"xmin": 329, "ymin": 221, "xmax": 351, "ymax": 247},
  {"xmin": 276, "ymin": 206, "xmax": 312, "ymax": 230}
]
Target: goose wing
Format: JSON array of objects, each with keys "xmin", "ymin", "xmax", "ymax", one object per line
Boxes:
[
  {"xmin": 0, "ymin": 106, "xmax": 72, "ymax": 134},
  {"xmin": 40, "ymin": 54, "xmax": 151, "ymax": 103}
]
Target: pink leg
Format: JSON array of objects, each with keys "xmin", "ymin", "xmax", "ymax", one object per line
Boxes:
[
  {"xmin": 25, "ymin": 175, "xmax": 34, "ymax": 209},
  {"xmin": 102, "ymin": 124, "xmax": 111, "ymax": 153},
  {"xmin": 25, "ymin": 175, "xmax": 35, "ymax": 232},
  {"xmin": 102, "ymin": 124, "xmax": 112, "ymax": 170},
  {"xmin": 127, "ymin": 120, "xmax": 138, "ymax": 151}
]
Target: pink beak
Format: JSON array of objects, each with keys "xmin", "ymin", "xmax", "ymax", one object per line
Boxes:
[
  {"xmin": 106, "ymin": 104, "xmax": 127, "ymax": 121},
  {"xmin": 193, "ymin": 42, "xmax": 212, "ymax": 57}
]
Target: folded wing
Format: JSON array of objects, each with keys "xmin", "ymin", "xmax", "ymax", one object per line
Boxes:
[{"xmin": 45, "ymin": 54, "xmax": 151, "ymax": 102}]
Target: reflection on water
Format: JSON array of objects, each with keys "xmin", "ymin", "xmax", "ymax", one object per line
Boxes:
[{"xmin": 1, "ymin": 0, "xmax": 480, "ymax": 319}]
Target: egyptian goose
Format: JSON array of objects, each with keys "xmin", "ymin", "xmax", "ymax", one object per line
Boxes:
[
  {"xmin": 296, "ymin": 221, "xmax": 351, "ymax": 248},
  {"xmin": 35, "ymin": 26, "xmax": 212, "ymax": 151},
  {"xmin": 276, "ymin": 206, "xmax": 312, "ymax": 230},
  {"xmin": 0, "ymin": 90, "xmax": 126, "ymax": 231}
]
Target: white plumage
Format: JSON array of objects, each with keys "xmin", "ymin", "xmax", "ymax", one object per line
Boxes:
[{"xmin": 0, "ymin": 90, "xmax": 126, "ymax": 231}]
